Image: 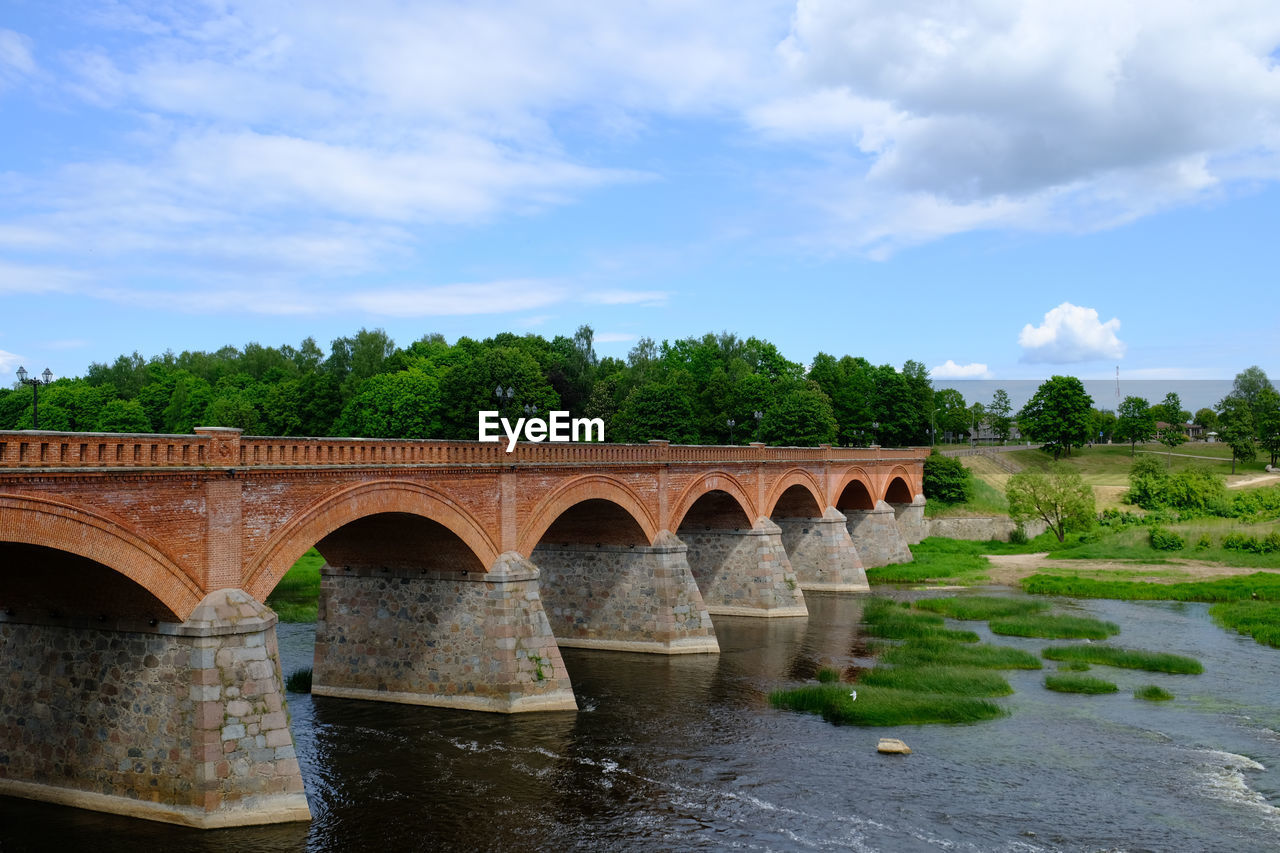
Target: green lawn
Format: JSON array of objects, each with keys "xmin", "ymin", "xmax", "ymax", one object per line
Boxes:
[{"xmin": 265, "ymin": 547, "xmax": 324, "ymax": 622}]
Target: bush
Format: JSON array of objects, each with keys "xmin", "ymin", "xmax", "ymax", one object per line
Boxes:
[
  {"xmin": 1127, "ymin": 456, "xmax": 1169, "ymax": 509},
  {"xmin": 923, "ymin": 451, "xmax": 972, "ymax": 504},
  {"xmin": 1195, "ymin": 533, "xmax": 1212, "ymax": 550},
  {"xmin": 1149, "ymin": 526, "xmax": 1185, "ymax": 551},
  {"xmin": 285, "ymin": 668, "xmax": 313, "ymax": 693},
  {"xmin": 1008, "ymin": 525, "xmax": 1028, "ymax": 545}
]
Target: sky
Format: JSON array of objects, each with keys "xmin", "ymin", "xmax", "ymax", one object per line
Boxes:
[{"xmin": 2, "ymin": 0, "xmax": 1279, "ymax": 394}]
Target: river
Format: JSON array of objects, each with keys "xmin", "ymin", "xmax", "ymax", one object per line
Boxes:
[{"xmin": 3, "ymin": 591, "xmax": 1279, "ymax": 852}]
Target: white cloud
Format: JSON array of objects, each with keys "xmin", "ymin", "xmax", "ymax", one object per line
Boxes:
[
  {"xmin": 595, "ymin": 332, "xmax": 637, "ymax": 343},
  {"xmin": 0, "ymin": 28, "xmax": 36, "ymax": 87},
  {"xmin": 0, "ymin": 349, "xmax": 24, "ymax": 374},
  {"xmin": 1019, "ymin": 302, "xmax": 1126, "ymax": 363},
  {"xmin": 342, "ymin": 281, "xmax": 567, "ymax": 317},
  {"xmin": 931, "ymin": 360, "xmax": 992, "ymax": 379},
  {"xmin": 582, "ymin": 290, "xmax": 670, "ymax": 306}
]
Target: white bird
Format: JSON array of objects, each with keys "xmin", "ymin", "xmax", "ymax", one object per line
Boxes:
[{"xmin": 849, "ymin": 690, "xmax": 858, "ymax": 701}]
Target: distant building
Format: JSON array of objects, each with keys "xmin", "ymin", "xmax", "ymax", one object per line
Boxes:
[{"xmin": 1155, "ymin": 421, "xmax": 1202, "ymax": 441}]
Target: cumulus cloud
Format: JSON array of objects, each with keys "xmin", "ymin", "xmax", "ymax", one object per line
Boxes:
[
  {"xmin": 0, "ymin": 349, "xmax": 23, "ymax": 374},
  {"xmin": 582, "ymin": 290, "xmax": 670, "ymax": 306},
  {"xmin": 595, "ymin": 332, "xmax": 638, "ymax": 343},
  {"xmin": 931, "ymin": 360, "xmax": 992, "ymax": 379},
  {"xmin": 0, "ymin": 28, "xmax": 36, "ymax": 87},
  {"xmin": 1019, "ymin": 303, "xmax": 1126, "ymax": 364}
]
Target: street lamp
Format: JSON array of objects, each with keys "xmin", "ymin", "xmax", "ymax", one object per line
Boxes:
[
  {"xmin": 494, "ymin": 385, "xmax": 514, "ymax": 414},
  {"xmin": 726, "ymin": 418, "xmax": 736, "ymax": 444},
  {"xmin": 16, "ymin": 367, "xmax": 53, "ymax": 430},
  {"xmin": 523, "ymin": 404, "xmax": 539, "ymax": 417},
  {"xmin": 753, "ymin": 410, "xmax": 763, "ymax": 440}
]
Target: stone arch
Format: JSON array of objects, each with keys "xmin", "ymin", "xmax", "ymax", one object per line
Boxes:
[
  {"xmin": 669, "ymin": 471, "xmax": 756, "ymax": 532},
  {"xmin": 518, "ymin": 475, "xmax": 658, "ymax": 554},
  {"xmin": 834, "ymin": 468, "xmax": 877, "ymax": 511},
  {"xmin": 243, "ymin": 480, "xmax": 500, "ymax": 602},
  {"xmin": 0, "ymin": 494, "xmax": 202, "ymax": 621},
  {"xmin": 762, "ymin": 468, "xmax": 826, "ymax": 518}
]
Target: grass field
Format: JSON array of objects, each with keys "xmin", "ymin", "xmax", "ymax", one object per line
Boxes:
[{"xmin": 265, "ymin": 547, "xmax": 324, "ymax": 622}]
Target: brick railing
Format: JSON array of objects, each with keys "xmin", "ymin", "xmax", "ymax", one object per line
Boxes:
[{"xmin": 0, "ymin": 429, "xmax": 929, "ymax": 470}]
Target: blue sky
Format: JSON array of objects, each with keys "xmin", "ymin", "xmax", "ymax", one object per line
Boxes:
[{"xmin": 2, "ymin": 1, "xmax": 1279, "ymax": 388}]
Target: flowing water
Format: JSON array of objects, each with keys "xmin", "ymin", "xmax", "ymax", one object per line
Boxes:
[{"xmin": 3, "ymin": 591, "xmax": 1280, "ymax": 852}]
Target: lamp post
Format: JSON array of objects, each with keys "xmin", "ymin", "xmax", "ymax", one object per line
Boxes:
[
  {"xmin": 523, "ymin": 404, "xmax": 539, "ymax": 418},
  {"xmin": 726, "ymin": 418, "xmax": 736, "ymax": 445},
  {"xmin": 753, "ymin": 410, "xmax": 763, "ymax": 441},
  {"xmin": 494, "ymin": 385, "xmax": 514, "ymax": 416},
  {"xmin": 16, "ymin": 366, "xmax": 53, "ymax": 430}
]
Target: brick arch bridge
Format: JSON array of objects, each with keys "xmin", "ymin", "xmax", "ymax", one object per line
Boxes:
[{"xmin": 0, "ymin": 428, "xmax": 925, "ymax": 828}]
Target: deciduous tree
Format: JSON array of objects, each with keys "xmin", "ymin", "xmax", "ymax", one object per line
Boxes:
[
  {"xmin": 1017, "ymin": 376, "xmax": 1094, "ymax": 459},
  {"xmin": 1006, "ymin": 465, "xmax": 1095, "ymax": 542}
]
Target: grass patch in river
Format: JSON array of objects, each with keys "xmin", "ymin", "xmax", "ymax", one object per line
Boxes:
[
  {"xmin": 861, "ymin": 597, "xmax": 979, "ymax": 642},
  {"xmin": 1206, "ymin": 600, "xmax": 1280, "ymax": 649},
  {"xmin": 914, "ymin": 595, "xmax": 1047, "ymax": 621},
  {"xmin": 768, "ymin": 684, "xmax": 1007, "ymax": 726},
  {"xmin": 989, "ymin": 613, "xmax": 1121, "ymax": 640},
  {"xmin": 1058, "ymin": 661, "xmax": 1091, "ymax": 671},
  {"xmin": 858, "ymin": 665, "xmax": 1013, "ymax": 697},
  {"xmin": 1134, "ymin": 685, "xmax": 1175, "ymax": 701},
  {"xmin": 880, "ymin": 638, "xmax": 1042, "ymax": 670},
  {"xmin": 285, "ymin": 667, "xmax": 313, "ymax": 693},
  {"xmin": 816, "ymin": 667, "xmax": 841, "ymax": 683},
  {"xmin": 1041, "ymin": 644, "xmax": 1203, "ymax": 674},
  {"xmin": 1044, "ymin": 674, "xmax": 1118, "ymax": 694}
]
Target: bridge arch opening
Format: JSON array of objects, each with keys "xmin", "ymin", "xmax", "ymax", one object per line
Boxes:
[
  {"xmin": 836, "ymin": 480, "xmax": 876, "ymax": 511},
  {"xmin": 885, "ymin": 477, "xmax": 913, "ymax": 506},
  {"xmin": 677, "ymin": 489, "xmax": 754, "ymax": 597},
  {"xmin": 537, "ymin": 499, "xmax": 651, "ymax": 547},
  {"xmin": 770, "ymin": 484, "xmax": 824, "ymax": 520},
  {"xmin": 0, "ymin": 542, "xmax": 182, "ymax": 624}
]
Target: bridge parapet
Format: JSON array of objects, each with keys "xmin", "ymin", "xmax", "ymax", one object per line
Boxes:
[{"xmin": 0, "ymin": 429, "xmax": 929, "ymax": 470}]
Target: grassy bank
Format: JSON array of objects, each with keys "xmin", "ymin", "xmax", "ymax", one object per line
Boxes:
[
  {"xmin": 915, "ymin": 595, "xmax": 1046, "ymax": 620},
  {"xmin": 769, "ymin": 684, "xmax": 1007, "ymax": 726},
  {"xmin": 867, "ymin": 538, "xmax": 993, "ymax": 585},
  {"xmin": 265, "ymin": 547, "xmax": 324, "ymax": 622}
]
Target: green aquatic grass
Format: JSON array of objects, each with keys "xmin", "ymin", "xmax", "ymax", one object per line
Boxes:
[
  {"xmin": 285, "ymin": 667, "xmax": 313, "ymax": 693},
  {"xmin": 768, "ymin": 684, "xmax": 1007, "ymax": 726},
  {"xmin": 858, "ymin": 665, "xmax": 1013, "ymax": 697},
  {"xmin": 1134, "ymin": 685, "xmax": 1175, "ymax": 701},
  {"xmin": 880, "ymin": 638, "xmax": 1042, "ymax": 670},
  {"xmin": 1041, "ymin": 644, "xmax": 1203, "ymax": 674},
  {"xmin": 1058, "ymin": 661, "xmax": 1091, "ymax": 672},
  {"xmin": 1045, "ymin": 674, "xmax": 1118, "ymax": 694},
  {"xmin": 816, "ymin": 667, "xmax": 841, "ymax": 683},
  {"xmin": 914, "ymin": 595, "xmax": 1047, "ymax": 621},
  {"xmin": 988, "ymin": 613, "xmax": 1121, "ymax": 640},
  {"xmin": 1207, "ymin": 601, "xmax": 1280, "ymax": 649},
  {"xmin": 265, "ymin": 547, "xmax": 325, "ymax": 623},
  {"xmin": 861, "ymin": 598, "xmax": 980, "ymax": 642}
]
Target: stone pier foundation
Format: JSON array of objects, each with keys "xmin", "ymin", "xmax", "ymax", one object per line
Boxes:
[
  {"xmin": 845, "ymin": 500, "xmax": 913, "ymax": 567},
  {"xmin": 679, "ymin": 519, "xmax": 809, "ymax": 615},
  {"xmin": 532, "ymin": 531, "xmax": 720, "ymax": 653},
  {"xmin": 775, "ymin": 507, "xmax": 870, "ymax": 592},
  {"xmin": 0, "ymin": 589, "xmax": 309, "ymax": 828},
  {"xmin": 893, "ymin": 494, "xmax": 928, "ymax": 545},
  {"xmin": 313, "ymin": 553, "xmax": 577, "ymax": 712}
]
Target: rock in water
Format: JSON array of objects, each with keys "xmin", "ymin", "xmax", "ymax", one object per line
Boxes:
[{"xmin": 877, "ymin": 738, "xmax": 911, "ymax": 755}]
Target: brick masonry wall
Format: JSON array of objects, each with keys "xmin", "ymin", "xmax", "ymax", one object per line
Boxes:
[
  {"xmin": 0, "ymin": 589, "xmax": 309, "ymax": 828},
  {"xmin": 678, "ymin": 522, "xmax": 808, "ymax": 616},
  {"xmin": 844, "ymin": 501, "xmax": 912, "ymax": 567},
  {"xmin": 313, "ymin": 554, "xmax": 577, "ymax": 712},
  {"xmin": 532, "ymin": 534, "xmax": 719, "ymax": 653}
]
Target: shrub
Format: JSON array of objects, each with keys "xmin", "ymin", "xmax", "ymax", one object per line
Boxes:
[
  {"xmin": 1195, "ymin": 534, "xmax": 1212, "ymax": 550},
  {"xmin": 923, "ymin": 451, "xmax": 972, "ymax": 504},
  {"xmin": 1127, "ymin": 456, "xmax": 1169, "ymax": 509},
  {"xmin": 1008, "ymin": 525, "xmax": 1029, "ymax": 545},
  {"xmin": 1149, "ymin": 526, "xmax": 1185, "ymax": 551}
]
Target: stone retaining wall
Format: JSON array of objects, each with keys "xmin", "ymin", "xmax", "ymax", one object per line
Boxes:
[{"xmin": 924, "ymin": 516, "xmax": 1049, "ymax": 542}]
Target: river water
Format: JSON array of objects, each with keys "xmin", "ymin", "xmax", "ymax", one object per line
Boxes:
[{"xmin": 3, "ymin": 591, "xmax": 1280, "ymax": 852}]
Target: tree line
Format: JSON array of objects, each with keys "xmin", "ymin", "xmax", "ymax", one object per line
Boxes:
[{"xmin": 2, "ymin": 327, "xmax": 1274, "ymax": 460}]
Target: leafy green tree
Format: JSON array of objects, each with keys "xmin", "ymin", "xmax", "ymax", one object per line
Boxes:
[
  {"xmin": 758, "ymin": 384, "xmax": 838, "ymax": 447},
  {"xmin": 1017, "ymin": 376, "xmax": 1094, "ymax": 459},
  {"xmin": 1091, "ymin": 408, "xmax": 1116, "ymax": 444},
  {"xmin": 10, "ymin": 380, "xmax": 114, "ymax": 431},
  {"xmin": 1231, "ymin": 365, "xmax": 1274, "ymax": 419},
  {"xmin": 987, "ymin": 388, "xmax": 1013, "ymax": 442},
  {"xmin": 933, "ymin": 387, "xmax": 969, "ymax": 441},
  {"xmin": 1255, "ymin": 385, "xmax": 1280, "ymax": 467},
  {"xmin": 1115, "ymin": 396, "xmax": 1156, "ymax": 455},
  {"xmin": 1194, "ymin": 407, "xmax": 1219, "ymax": 435},
  {"xmin": 612, "ymin": 379, "xmax": 700, "ymax": 444},
  {"xmin": 1126, "ymin": 456, "xmax": 1168, "ymax": 509},
  {"xmin": 1006, "ymin": 465, "xmax": 1095, "ymax": 542},
  {"xmin": 1217, "ymin": 394, "xmax": 1256, "ymax": 474},
  {"xmin": 923, "ymin": 451, "xmax": 972, "ymax": 503},
  {"xmin": 1154, "ymin": 392, "xmax": 1188, "ymax": 462},
  {"xmin": 94, "ymin": 399, "xmax": 153, "ymax": 433},
  {"xmin": 334, "ymin": 369, "xmax": 442, "ymax": 438},
  {"xmin": 438, "ymin": 346, "xmax": 560, "ymax": 440},
  {"xmin": 204, "ymin": 392, "xmax": 260, "ymax": 432}
]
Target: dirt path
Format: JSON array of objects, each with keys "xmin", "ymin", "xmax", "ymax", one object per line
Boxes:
[
  {"xmin": 982, "ymin": 552, "xmax": 1280, "ymax": 586},
  {"xmin": 1227, "ymin": 473, "xmax": 1280, "ymax": 490}
]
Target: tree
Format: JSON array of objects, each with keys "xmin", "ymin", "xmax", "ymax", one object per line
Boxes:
[
  {"xmin": 1154, "ymin": 392, "xmax": 1188, "ymax": 463},
  {"xmin": 94, "ymin": 399, "xmax": 153, "ymax": 433},
  {"xmin": 1255, "ymin": 385, "xmax": 1280, "ymax": 467},
  {"xmin": 1194, "ymin": 407, "xmax": 1219, "ymax": 435},
  {"xmin": 334, "ymin": 369, "xmax": 443, "ymax": 438},
  {"xmin": 923, "ymin": 451, "xmax": 972, "ymax": 504},
  {"xmin": 1217, "ymin": 394, "xmax": 1256, "ymax": 474},
  {"xmin": 758, "ymin": 384, "xmax": 838, "ymax": 447},
  {"xmin": 1017, "ymin": 376, "xmax": 1094, "ymax": 459},
  {"xmin": 1231, "ymin": 365, "xmax": 1273, "ymax": 417},
  {"xmin": 988, "ymin": 389, "xmax": 1013, "ymax": 442},
  {"xmin": 1115, "ymin": 396, "xmax": 1156, "ymax": 455},
  {"xmin": 933, "ymin": 387, "xmax": 969, "ymax": 441},
  {"xmin": 1091, "ymin": 408, "xmax": 1116, "ymax": 444},
  {"xmin": 612, "ymin": 379, "xmax": 700, "ymax": 444},
  {"xmin": 1006, "ymin": 465, "xmax": 1095, "ymax": 543},
  {"xmin": 438, "ymin": 346, "xmax": 560, "ymax": 440}
]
